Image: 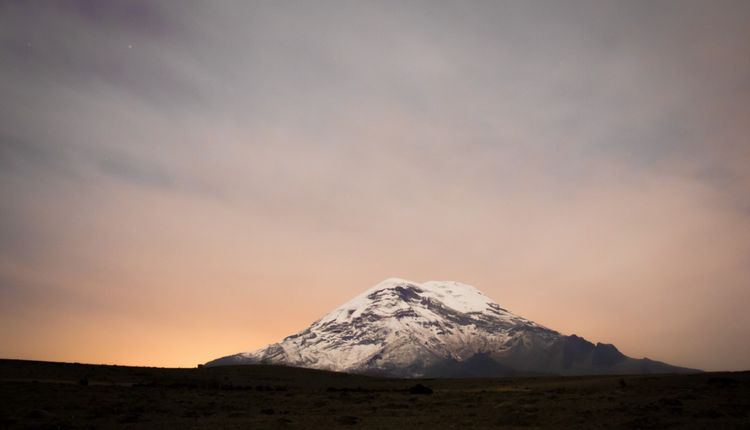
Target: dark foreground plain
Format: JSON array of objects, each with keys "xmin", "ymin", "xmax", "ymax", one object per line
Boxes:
[{"xmin": 0, "ymin": 359, "xmax": 748, "ymax": 429}]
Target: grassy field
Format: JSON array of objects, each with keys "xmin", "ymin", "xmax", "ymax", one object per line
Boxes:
[{"xmin": 0, "ymin": 359, "xmax": 748, "ymax": 429}]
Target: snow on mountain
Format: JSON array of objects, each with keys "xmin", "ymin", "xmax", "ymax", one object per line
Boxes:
[
  {"xmin": 207, "ymin": 278, "xmax": 558, "ymax": 375},
  {"xmin": 206, "ymin": 278, "xmax": 699, "ymax": 377}
]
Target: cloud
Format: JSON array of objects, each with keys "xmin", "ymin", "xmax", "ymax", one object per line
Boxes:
[{"xmin": 1, "ymin": 0, "xmax": 749, "ymax": 369}]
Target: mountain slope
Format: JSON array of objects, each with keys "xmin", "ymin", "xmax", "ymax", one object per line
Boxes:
[{"xmin": 207, "ymin": 278, "xmax": 698, "ymax": 377}]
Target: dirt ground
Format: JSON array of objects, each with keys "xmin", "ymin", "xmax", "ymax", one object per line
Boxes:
[{"xmin": 0, "ymin": 359, "xmax": 748, "ymax": 429}]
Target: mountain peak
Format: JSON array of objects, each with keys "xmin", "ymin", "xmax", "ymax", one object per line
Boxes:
[{"xmin": 341, "ymin": 278, "xmax": 495, "ymax": 316}]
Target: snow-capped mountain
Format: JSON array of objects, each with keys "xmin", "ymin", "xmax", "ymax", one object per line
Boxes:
[{"xmin": 206, "ymin": 278, "xmax": 698, "ymax": 377}]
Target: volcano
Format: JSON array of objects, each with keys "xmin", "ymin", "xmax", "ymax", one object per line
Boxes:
[{"xmin": 207, "ymin": 278, "xmax": 698, "ymax": 377}]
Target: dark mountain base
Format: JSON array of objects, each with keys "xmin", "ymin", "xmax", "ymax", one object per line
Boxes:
[{"xmin": 1, "ymin": 359, "xmax": 748, "ymax": 429}]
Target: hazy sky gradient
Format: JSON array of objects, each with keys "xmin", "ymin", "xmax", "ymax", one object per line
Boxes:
[{"xmin": 1, "ymin": 0, "xmax": 749, "ymax": 370}]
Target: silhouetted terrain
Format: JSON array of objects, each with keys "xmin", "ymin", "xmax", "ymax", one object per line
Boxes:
[{"xmin": 0, "ymin": 359, "xmax": 748, "ymax": 429}]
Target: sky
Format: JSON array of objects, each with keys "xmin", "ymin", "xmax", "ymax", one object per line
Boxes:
[{"xmin": 1, "ymin": 0, "xmax": 749, "ymax": 371}]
